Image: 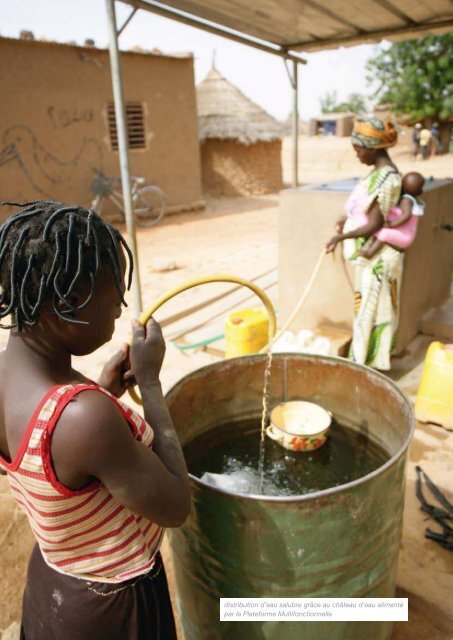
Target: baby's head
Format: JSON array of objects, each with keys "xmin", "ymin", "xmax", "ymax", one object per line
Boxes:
[{"xmin": 402, "ymin": 172, "xmax": 424, "ymax": 197}]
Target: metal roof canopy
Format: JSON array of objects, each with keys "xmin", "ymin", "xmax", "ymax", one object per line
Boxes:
[
  {"xmin": 105, "ymin": 0, "xmax": 453, "ymax": 314},
  {"xmin": 120, "ymin": 0, "xmax": 453, "ymax": 52}
]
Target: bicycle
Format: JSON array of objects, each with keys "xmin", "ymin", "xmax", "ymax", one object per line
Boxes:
[{"xmin": 91, "ymin": 169, "xmax": 165, "ymax": 227}]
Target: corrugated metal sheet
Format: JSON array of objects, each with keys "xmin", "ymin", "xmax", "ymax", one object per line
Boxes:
[{"xmin": 123, "ymin": 0, "xmax": 453, "ymax": 52}]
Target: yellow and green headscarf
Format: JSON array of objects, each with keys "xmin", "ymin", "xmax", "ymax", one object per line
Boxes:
[{"xmin": 352, "ymin": 117, "xmax": 398, "ymax": 150}]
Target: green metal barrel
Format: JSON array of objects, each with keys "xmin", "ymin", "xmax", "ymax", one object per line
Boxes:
[{"xmin": 166, "ymin": 354, "xmax": 414, "ymax": 640}]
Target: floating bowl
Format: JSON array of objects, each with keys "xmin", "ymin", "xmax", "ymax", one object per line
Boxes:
[{"xmin": 267, "ymin": 400, "xmax": 332, "ymax": 451}]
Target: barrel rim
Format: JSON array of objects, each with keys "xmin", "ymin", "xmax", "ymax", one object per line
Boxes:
[{"xmin": 166, "ymin": 353, "xmax": 415, "ymax": 503}]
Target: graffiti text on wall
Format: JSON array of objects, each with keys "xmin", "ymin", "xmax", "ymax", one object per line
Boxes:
[
  {"xmin": 0, "ymin": 125, "xmax": 102, "ymax": 196},
  {"xmin": 47, "ymin": 106, "xmax": 94, "ymax": 129}
]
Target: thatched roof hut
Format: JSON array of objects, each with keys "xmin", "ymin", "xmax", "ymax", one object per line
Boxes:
[
  {"xmin": 197, "ymin": 66, "xmax": 284, "ymax": 145},
  {"xmin": 196, "ymin": 66, "xmax": 284, "ymax": 195}
]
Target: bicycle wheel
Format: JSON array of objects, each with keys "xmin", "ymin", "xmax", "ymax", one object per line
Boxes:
[{"xmin": 133, "ymin": 185, "xmax": 165, "ymax": 227}]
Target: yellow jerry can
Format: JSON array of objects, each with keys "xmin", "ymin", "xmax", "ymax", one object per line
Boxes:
[
  {"xmin": 225, "ymin": 308, "xmax": 269, "ymax": 358},
  {"xmin": 414, "ymin": 342, "xmax": 453, "ymax": 429}
]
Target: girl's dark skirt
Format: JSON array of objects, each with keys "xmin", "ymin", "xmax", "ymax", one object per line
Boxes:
[{"xmin": 20, "ymin": 545, "xmax": 177, "ymax": 640}]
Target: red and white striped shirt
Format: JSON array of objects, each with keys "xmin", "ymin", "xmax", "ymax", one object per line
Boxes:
[{"xmin": 0, "ymin": 384, "xmax": 163, "ymax": 583}]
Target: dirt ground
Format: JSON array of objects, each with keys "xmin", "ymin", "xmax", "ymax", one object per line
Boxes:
[
  {"xmin": 0, "ymin": 137, "xmax": 452, "ymax": 638},
  {"xmin": 282, "ymin": 133, "xmax": 453, "ymax": 185}
]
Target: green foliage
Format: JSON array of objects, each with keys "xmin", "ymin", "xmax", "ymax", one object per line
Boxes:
[
  {"xmin": 366, "ymin": 33, "xmax": 453, "ymax": 121},
  {"xmin": 320, "ymin": 91, "xmax": 367, "ymax": 114}
]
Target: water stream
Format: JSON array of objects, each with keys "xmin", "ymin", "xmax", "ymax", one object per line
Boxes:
[{"xmin": 258, "ymin": 343, "xmax": 273, "ymax": 493}]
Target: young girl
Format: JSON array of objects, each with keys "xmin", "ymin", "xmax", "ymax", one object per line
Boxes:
[
  {"xmin": 359, "ymin": 171, "xmax": 425, "ymax": 259},
  {"xmin": 0, "ymin": 200, "xmax": 190, "ymax": 640}
]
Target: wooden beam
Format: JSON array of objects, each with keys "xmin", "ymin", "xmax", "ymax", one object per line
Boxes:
[
  {"xmin": 288, "ymin": 17, "xmax": 453, "ymax": 51},
  {"xmin": 298, "ymin": 0, "xmax": 364, "ymax": 34},
  {"xmin": 373, "ymin": 0, "xmax": 417, "ymax": 26}
]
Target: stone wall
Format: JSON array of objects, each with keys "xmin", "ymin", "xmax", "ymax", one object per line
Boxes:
[{"xmin": 200, "ymin": 138, "xmax": 283, "ymax": 196}]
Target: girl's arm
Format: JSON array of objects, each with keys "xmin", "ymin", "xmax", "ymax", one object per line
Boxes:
[
  {"xmin": 387, "ymin": 197, "xmax": 413, "ymax": 228},
  {"xmin": 52, "ymin": 319, "xmax": 191, "ymax": 528},
  {"xmin": 326, "ymin": 200, "xmax": 384, "ymax": 253}
]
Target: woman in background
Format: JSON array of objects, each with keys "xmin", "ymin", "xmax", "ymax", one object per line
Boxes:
[{"xmin": 326, "ymin": 117, "xmax": 403, "ymax": 371}]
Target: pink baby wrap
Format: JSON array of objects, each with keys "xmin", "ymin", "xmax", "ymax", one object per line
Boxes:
[
  {"xmin": 374, "ymin": 207, "xmax": 418, "ymax": 248},
  {"xmin": 344, "ymin": 183, "xmax": 418, "ymax": 250}
]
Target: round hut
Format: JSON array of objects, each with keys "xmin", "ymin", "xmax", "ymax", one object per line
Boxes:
[{"xmin": 196, "ymin": 66, "xmax": 284, "ymax": 196}]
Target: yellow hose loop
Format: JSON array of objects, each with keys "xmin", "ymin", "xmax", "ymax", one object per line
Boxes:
[
  {"xmin": 270, "ymin": 248, "xmax": 326, "ymax": 347},
  {"xmin": 128, "ymin": 274, "xmax": 277, "ymax": 405}
]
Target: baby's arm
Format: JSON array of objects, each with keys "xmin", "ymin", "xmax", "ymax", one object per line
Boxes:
[
  {"xmin": 388, "ymin": 197, "xmax": 413, "ymax": 228},
  {"xmin": 359, "ymin": 238, "xmax": 384, "ymax": 259}
]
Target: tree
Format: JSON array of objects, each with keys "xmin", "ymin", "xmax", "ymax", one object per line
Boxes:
[
  {"xmin": 366, "ymin": 33, "xmax": 453, "ymax": 122},
  {"xmin": 320, "ymin": 91, "xmax": 367, "ymax": 114},
  {"xmin": 337, "ymin": 93, "xmax": 367, "ymax": 115},
  {"xmin": 320, "ymin": 91, "xmax": 339, "ymax": 113}
]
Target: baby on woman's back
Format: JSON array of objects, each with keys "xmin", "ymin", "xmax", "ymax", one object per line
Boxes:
[{"xmin": 360, "ymin": 172, "xmax": 425, "ymax": 258}]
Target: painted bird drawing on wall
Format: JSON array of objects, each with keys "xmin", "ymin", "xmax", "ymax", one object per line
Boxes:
[{"xmin": 0, "ymin": 125, "xmax": 103, "ymax": 196}]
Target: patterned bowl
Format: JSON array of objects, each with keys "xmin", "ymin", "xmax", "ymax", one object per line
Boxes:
[{"xmin": 266, "ymin": 401, "xmax": 332, "ymax": 452}]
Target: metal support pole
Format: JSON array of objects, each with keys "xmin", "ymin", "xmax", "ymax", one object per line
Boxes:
[
  {"xmin": 292, "ymin": 60, "xmax": 299, "ymax": 188},
  {"xmin": 121, "ymin": 0, "xmax": 306, "ymax": 65},
  {"xmin": 117, "ymin": 7, "xmax": 138, "ymax": 37},
  {"xmin": 105, "ymin": 0, "xmax": 142, "ymax": 315}
]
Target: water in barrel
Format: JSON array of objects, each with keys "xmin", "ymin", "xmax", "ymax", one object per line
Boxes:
[{"xmin": 185, "ymin": 418, "xmax": 389, "ymax": 497}]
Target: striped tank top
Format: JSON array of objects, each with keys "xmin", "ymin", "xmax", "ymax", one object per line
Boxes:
[{"xmin": 0, "ymin": 384, "xmax": 163, "ymax": 583}]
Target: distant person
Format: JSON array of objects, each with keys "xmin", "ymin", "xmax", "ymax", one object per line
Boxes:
[
  {"xmin": 412, "ymin": 123, "xmax": 422, "ymax": 158},
  {"xmin": 431, "ymin": 122, "xmax": 440, "ymax": 155},
  {"xmin": 419, "ymin": 127, "xmax": 432, "ymax": 159},
  {"xmin": 326, "ymin": 117, "xmax": 402, "ymax": 370},
  {"xmin": 359, "ymin": 172, "xmax": 425, "ymax": 259}
]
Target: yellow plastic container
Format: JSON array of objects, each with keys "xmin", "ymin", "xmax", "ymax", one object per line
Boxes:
[
  {"xmin": 414, "ymin": 342, "xmax": 453, "ymax": 429},
  {"xmin": 225, "ymin": 308, "xmax": 269, "ymax": 358}
]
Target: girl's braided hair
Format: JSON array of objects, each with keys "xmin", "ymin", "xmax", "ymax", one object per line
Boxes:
[{"xmin": 0, "ymin": 200, "xmax": 133, "ymax": 331}]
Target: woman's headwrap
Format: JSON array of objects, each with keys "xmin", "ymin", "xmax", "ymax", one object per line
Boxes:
[{"xmin": 352, "ymin": 117, "xmax": 398, "ymax": 150}]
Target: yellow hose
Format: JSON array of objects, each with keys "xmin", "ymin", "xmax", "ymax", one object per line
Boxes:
[
  {"xmin": 128, "ymin": 274, "xmax": 277, "ymax": 405},
  {"xmin": 269, "ymin": 248, "xmax": 326, "ymax": 346}
]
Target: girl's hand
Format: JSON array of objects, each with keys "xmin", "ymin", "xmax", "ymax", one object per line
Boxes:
[
  {"xmin": 98, "ymin": 344, "xmax": 135, "ymax": 398},
  {"xmin": 326, "ymin": 234, "xmax": 342, "ymax": 253},
  {"xmin": 129, "ymin": 318, "xmax": 166, "ymax": 387}
]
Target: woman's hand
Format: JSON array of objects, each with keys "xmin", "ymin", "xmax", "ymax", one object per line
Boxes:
[
  {"xmin": 326, "ymin": 234, "xmax": 342, "ymax": 253},
  {"xmin": 129, "ymin": 318, "xmax": 166, "ymax": 387},
  {"xmin": 98, "ymin": 344, "xmax": 135, "ymax": 398}
]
